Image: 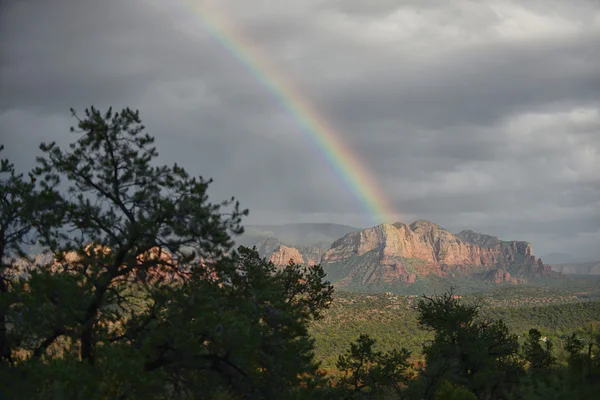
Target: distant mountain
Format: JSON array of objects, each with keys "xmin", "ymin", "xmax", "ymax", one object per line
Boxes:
[
  {"xmin": 235, "ymin": 221, "xmax": 561, "ymax": 290},
  {"xmin": 319, "ymin": 220, "xmax": 560, "ymax": 290},
  {"xmin": 236, "ymin": 223, "xmax": 361, "ymax": 249},
  {"xmin": 234, "ymin": 223, "xmax": 360, "ymax": 263},
  {"xmin": 550, "ymin": 262, "xmax": 600, "ymax": 275},
  {"xmin": 541, "ymin": 253, "xmax": 583, "ymax": 265}
]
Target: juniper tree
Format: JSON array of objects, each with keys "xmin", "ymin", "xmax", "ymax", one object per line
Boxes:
[
  {"xmin": 414, "ymin": 289, "xmax": 523, "ymax": 400},
  {"xmin": 335, "ymin": 333, "xmax": 412, "ymax": 399},
  {"xmin": 523, "ymin": 328, "xmax": 555, "ymax": 372}
]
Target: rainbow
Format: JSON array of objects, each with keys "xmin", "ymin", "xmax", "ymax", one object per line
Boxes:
[{"xmin": 177, "ymin": 1, "xmax": 396, "ymax": 225}]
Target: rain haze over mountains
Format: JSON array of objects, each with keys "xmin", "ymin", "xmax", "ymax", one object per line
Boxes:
[{"xmin": 1, "ymin": 0, "xmax": 600, "ymax": 262}]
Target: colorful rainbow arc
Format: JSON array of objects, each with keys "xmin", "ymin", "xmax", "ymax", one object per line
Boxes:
[{"xmin": 179, "ymin": 1, "xmax": 396, "ymax": 225}]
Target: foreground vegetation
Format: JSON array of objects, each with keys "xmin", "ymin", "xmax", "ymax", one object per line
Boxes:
[
  {"xmin": 312, "ymin": 291, "xmax": 600, "ymax": 369},
  {"xmin": 1, "ymin": 107, "xmax": 598, "ymax": 399}
]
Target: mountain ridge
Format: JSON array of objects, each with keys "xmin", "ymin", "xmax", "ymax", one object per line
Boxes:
[{"xmin": 248, "ymin": 220, "xmax": 560, "ymax": 289}]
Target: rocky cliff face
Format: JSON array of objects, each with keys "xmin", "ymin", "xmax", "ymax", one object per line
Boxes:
[
  {"xmin": 249, "ymin": 237, "xmax": 327, "ymax": 267},
  {"xmin": 321, "ymin": 220, "xmax": 559, "ymax": 287},
  {"xmin": 266, "ymin": 244, "xmax": 327, "ymax": 267},
  {"xmin": 486, "ymin": 268, "xmax": 519, "ymax": 284},
  {"xmin": 268, "ymin": 245, "xmax": 305, "ymax": 266}
]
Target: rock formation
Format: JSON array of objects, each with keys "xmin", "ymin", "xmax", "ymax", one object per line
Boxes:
[
  {"xmin": 321, "ymin": 220, "xmax": 559, "ymax": 287},
  {"xmin": 268, "ymin": 245, "xmax": 305, "ymax": 266},
  {"xmin": 487, "ymin": 268, "xmax": 519, "ymax": 284},
  {"xmin": 250, "ymin": 238, "xmax": 327, "ymax": 267}
]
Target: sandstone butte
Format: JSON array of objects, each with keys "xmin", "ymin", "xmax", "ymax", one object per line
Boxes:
[
  {"xmin": 268, "ymin": 245, "xmax": 305, "ymax": 266},
  {"xmin": 264, "ymin": 220, "xmax": 558, "ymax": 286},
  {"xmin": 268, "ymin": 245, "xmax": 326, "ymax": 267}
]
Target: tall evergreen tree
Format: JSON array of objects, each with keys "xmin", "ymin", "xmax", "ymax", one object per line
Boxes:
[
  {"xmin": 335, "ymin": 333, "xmax": 412, "ymax": 398},
  {"xmin": 0, "ymin": 107, "xmax": 334, "ymax": 399},
  {"xmin": 414, "ymin": 289, "xmax": 523, "ymax": 400}
]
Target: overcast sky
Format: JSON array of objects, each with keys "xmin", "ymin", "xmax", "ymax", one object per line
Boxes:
[{"xmin": 1, "ymin": 0, "xmax": 599, "ymax": 260}]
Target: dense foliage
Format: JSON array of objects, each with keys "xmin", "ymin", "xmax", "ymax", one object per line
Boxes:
[
  {"xmin": 0, "ymin": 107, "xmax": 598, "ymax": 399},
  {"xmin": 0, "ymin": 107, "xmax": 334, "ymax": 399},
  {"xmin": 311, "ymin": 290, "xmax": 600, "ymax": 369}
]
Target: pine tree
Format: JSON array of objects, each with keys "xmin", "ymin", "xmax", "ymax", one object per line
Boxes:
[
  {"xmin": 1, "ymin": 107, "xmax": 334, "ymax": 399},
  {"xmin": 414, "ymin": 289, "xmax": 523, "ymax": 400},
  {"xmin": 336, "ymin": 333, "xmax": 412, "ymax": 398}
]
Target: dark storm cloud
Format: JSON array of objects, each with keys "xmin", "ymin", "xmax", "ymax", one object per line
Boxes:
[
  {"xmin": 396, "ymin": 183, "xmax": 600, "ymax": 218},
  {"xmin": 313, "ymin": 35, "xmax": 600, "ymax": 132},
  {"xmin": 329, "ymin": 0, "xmax": 403, "ymax": 16},
  {"xmin": 1, "ymin": 0, "xmax": 599, "ymax": 258},
  {"xmin": 0, "ymin": 0, "xmax": 258, "ymax": 114}
]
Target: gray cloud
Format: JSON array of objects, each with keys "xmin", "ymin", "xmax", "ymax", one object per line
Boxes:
[{"xmin": 1, "ymin": 0, "xmax": 599, "ymax": 260}]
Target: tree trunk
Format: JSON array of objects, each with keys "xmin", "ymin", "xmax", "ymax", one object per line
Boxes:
[
  {"xmin": 80, "ymin": 283, "xmax": 108, "ymax": 365},
  {"xmin": 0, "ymin": 304, "xmax": 11, "ymax": 366},
  {"xmin": 81, "ymin": 326, "xmax": 94, "ymax": 365}
]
